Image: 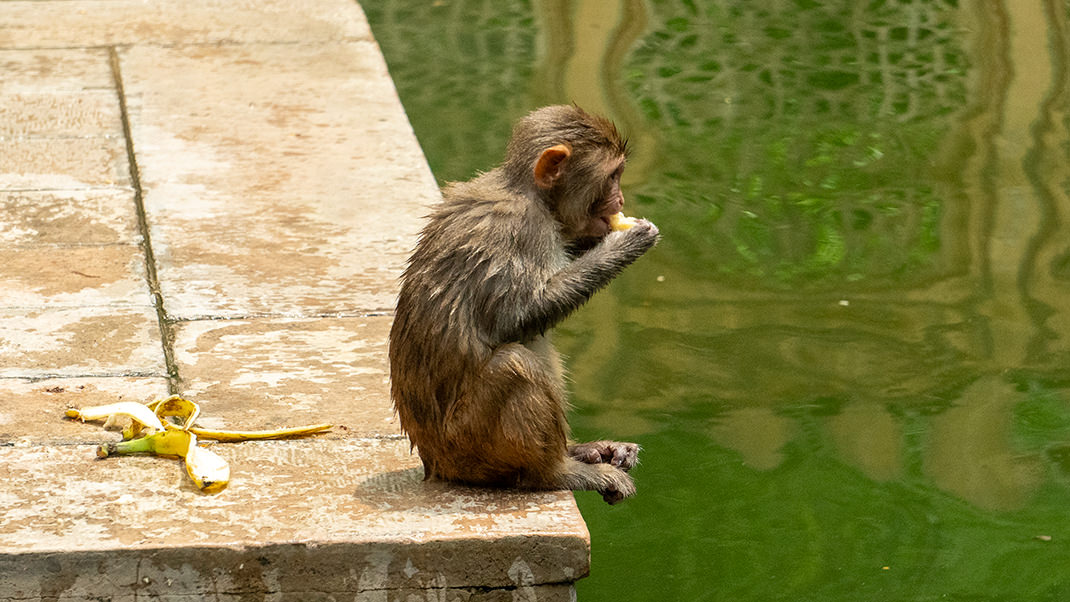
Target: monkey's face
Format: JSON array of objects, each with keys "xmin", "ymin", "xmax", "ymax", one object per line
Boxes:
[
  {"xmin": 584, "ymin": 163, "xmax": 625, "ymax": 238},
  {"xmin": 573, "ymin": 157, "xmax": 626, "ymax": 241},
  {"xmin": 531, "ymin": 137, "xmax": 629, "ymax": 245},
  {"xmin": 550, "ymin": 153, "xmax": 626, "ymax": 244}
]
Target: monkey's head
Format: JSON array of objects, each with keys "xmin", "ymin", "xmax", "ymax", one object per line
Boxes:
[{"xmin": 504, "ymin": 105, "xmax": 630, "ymax": 243}]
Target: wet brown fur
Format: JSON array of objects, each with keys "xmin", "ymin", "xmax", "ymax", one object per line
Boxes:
[{"xmin": 389, "ymin": 105, "xmax": 658, "ymax": 503}]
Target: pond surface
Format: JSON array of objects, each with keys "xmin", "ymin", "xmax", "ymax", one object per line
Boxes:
[{"xmin": 365, "ymin": 1, "xmax": 1070, "ymax": 599}]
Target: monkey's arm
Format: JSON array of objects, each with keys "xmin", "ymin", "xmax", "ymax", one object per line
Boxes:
[{"xmin": 501, "ymin": 221, "xmax": 659, "ymax": 342}]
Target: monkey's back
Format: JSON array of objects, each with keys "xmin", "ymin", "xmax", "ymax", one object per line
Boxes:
[{"xmin": 388, "ymin": 170, "xmax": 567, "ymax": 483}]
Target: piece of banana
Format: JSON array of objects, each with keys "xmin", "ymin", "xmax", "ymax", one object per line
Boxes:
[{"xmin": 609, "ymin": 212, "xmax": 639, "ymax": 231}]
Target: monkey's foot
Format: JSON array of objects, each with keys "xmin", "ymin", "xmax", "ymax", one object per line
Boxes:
[
  {"xmin": 598, "ymin": 467, "xmax": 636, "ymax": 505},
  {"xmin": 568, "ymin": 440, "xmax": 640, "ymax": 472}
]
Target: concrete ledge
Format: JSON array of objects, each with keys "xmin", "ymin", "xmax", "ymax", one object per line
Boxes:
[
  {"xmin": 0, "ymin": 1, "xmax": 591, "ymax": 599},
  {"xmin": 0, "ymin": 440, "xmax": 587, "ymax": 599}
]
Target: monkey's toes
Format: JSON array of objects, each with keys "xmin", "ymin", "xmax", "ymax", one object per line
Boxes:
[
  {"xmin": 569, "ymin": 441, "xmax": 641, "ymax": 471},
  {"xmin": 599, "ymin": 471, "xmax": 636, "ymax": 505},
  {"xmin": 610, "ymin": 442, "xmax": 640, "ymax": 471},
  {"xmin": 570, "ymin": 446, "xmax": 602, "ymax": 464}
]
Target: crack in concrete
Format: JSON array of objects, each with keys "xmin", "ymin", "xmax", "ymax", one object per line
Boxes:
[
  {"xmin": 107, "ymin": 46, "xmax": 181, "ymax": 395},
  {"xmin": 0, "ymin": 372, "xmax": 166, "ymax": 382}
]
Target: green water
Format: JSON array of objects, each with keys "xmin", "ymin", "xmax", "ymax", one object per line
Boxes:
[{"xmin": 365, "ymin": 1, "xmax": 1070, "ymax": 599}]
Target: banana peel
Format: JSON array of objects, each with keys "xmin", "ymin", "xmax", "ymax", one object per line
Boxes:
[
  {"xmin": 189, "ymin": 423, "xmax": 333, "ymax": 442},
  {"xmin": 141, "ymin": 396, "xmax": 331, "ymax": 441},
  {"xmin": 97, "ymin": 429, "xmax": 231, "ymax": 494},
  {"xmin": 150, "ymin": 396, "xmax": 201, "ymax": 431},
  {"xmin": 65, "ymin": 401, "xmax": 165, "ymax": 433},
  {"xmin": 66, "ymin": 395, "xmax": 331, "ymax": 494}
]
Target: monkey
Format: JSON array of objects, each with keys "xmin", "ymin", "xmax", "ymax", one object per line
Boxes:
[{"xmin": 388, "ymin": 105, "xmax": 659, "ymax": 504}]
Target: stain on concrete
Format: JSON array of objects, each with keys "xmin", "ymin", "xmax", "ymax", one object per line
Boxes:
[
  {"xmin": 0, "ymin": 246, "xmax": 147, "ymax": 306},
  {"xmin": 0, "ymin": 92, "xmax": 122, "ymax": 137},
  {"xmin": 0, "ymin": 0, "xmax": 373, "ymax": 49},
  {"xmin": 0, "ymin": 137, "xmax": 130, "ymax": 189},
  {"xmin": 0, "ymin": 377, "xmax": 170, "ymax": 443},
  {"xmin": 172, "ymin": 316, "xmax": 396, "ymax": 434},
  {"xmin": 123, "ymin": 42, "xmax": 433, "ymax": 318},
  {"xmin": 0, "ymin": 48, "xmax": 114, "ymax": 92},
  {"xmin": 0, "ymin": 308, "xmax": 166, "ymax": 377},
  {"xmin": 0, "ymin": 190, "xmax": 139, "ymax": 246}
]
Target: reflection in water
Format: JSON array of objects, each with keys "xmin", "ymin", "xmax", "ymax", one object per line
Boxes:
[
  {"xmin": 534, "ymin": 0, "xmax": 658, "ymax": 183},
  {"xmin": 366, "ymin": 1, "xmax": 1070, "ymax": 599}
]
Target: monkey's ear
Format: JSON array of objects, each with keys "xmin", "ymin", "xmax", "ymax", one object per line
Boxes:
[{"xmin": 534, "ymin": 144, "xmax": 571, "ymax": 190}]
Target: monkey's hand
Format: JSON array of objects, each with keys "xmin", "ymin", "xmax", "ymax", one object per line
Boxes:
[
  {"xmin": 605, "ymin": 217, "xmax": 659, "ymax": 258},
  {"xmin": 504, "ymin": 218, "xmax": 658, "ymax": 341}
]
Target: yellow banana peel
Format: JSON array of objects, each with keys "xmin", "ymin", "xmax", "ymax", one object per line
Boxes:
[
  {"xmin": 67, "ymin": 394, "xmax": 330, "ymax": 494},
  {"xmin": 97, "ymin": 429, "xmax": 231, "ymax": 494},
  {"xmin": 65, "ymin": 401, "xmax": 165, "ymax": 433},
  {"xmin": 98, "ymin": 428, "xmax": 193, "ymax": 458},
  {"xmin": 151, "ymin": 396, "xmax": 201, "ymax": 430},
  {"xmin": 190, "ymin": 423, "xmax": 333, "ymax": 442},
  {"xmin": 185, "ymin": 440, "xmax": 230, "ymax": 494}
]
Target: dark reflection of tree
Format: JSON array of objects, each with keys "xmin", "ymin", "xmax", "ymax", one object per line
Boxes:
[
  {"xmin": 365, "ymin": 1, "xmax": 1070, "ymax": 598},
  {"xmin": 361, "ymin": 1, "xmax": 537, "ymax": 184},
  {"xmin": 566, "ymin": 0, "xmax": 1070, "ymax": 516},
  {"xmin": 627, "ymin": 0, "xmax": 967, "ymax": 290}
]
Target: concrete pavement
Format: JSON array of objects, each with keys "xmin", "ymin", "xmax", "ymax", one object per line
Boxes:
[{"xmin": 0, "ymin": 2, "xmax": 588, "ymax": 600}]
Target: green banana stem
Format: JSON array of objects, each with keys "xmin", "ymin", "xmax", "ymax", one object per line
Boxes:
[
  {"xmin": 98, "ymin": 437, "xmax": 152, "ymax": 458},
  {"xmin": 96, "ymin": 430, "xmax": 191, "ymax": 459}
]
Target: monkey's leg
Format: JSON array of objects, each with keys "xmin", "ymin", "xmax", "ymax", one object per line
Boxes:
[
  {"xmin": 479, "ymin": 344, "xmax": 637, "ymax": 504},
  {"xmin": 535, "ymin": 458, "xmax": 636, "ymax": 505},
  {"xmin": 568, "ymin": 440, "xmax": 641, "ymax": 471}
]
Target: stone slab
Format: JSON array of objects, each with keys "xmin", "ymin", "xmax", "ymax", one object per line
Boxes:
[
  {"xmin": 0, "ymin": 439, "xmax": 588, "ymax": 596},
  {"xmin": 0, "ymin": 189, "xmax": 140, "ymax": 246},
  {"xmin": 0, "ymin": 0, "xmax": 372, "ymax": 49},
  {"xmin": 0, "ymin": 1, "xmax": 592, "ymax": 599},
  {"xmin": 122, "ymin": 41, "xmax": 433, "ymax": 318},
  {"xmin": 0, "ymin": 91, "xmax": 122, "ymax": 138},
  {"xmin": 171, "ymin": 316, "xmax": 397, "ymax": 436},
  {"xmin": 0, "ymin": 308, "xmax": 165, "ymax": 378},
  {"xmin": 0, "ymin": 137, "xmax": 130, "ymax": 190},
  {"xmin": 0, "ymin": 245, "xmax": 149, "ymax": 308},
  {"xmin": 0, "ymin": 48, "xmax": 115, "ymax": 93},
  {"xmin": 0, "ymin": 377, "xmax": 171, "ymax": 443},
  {"xmin": 0, "ymin": 578, "xmax": 575, "ymax": 602}
]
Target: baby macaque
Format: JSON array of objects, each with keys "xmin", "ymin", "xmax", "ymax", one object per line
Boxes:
[{"xmin": 389, "ymin": 105, "xmax": 659, "ymax": 503}]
